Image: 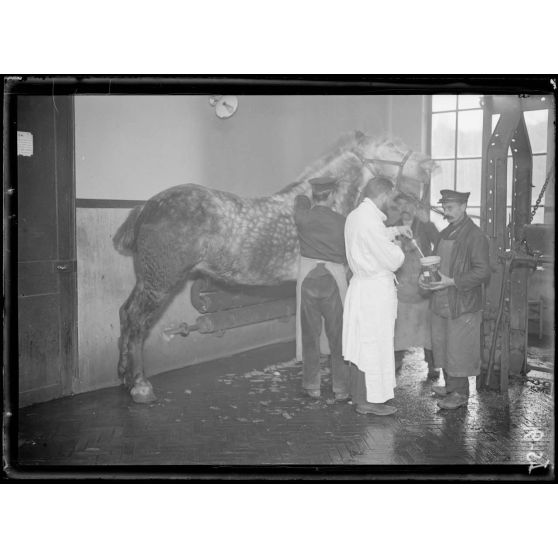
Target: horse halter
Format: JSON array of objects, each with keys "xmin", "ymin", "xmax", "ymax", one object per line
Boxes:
[
  {"xmin": 351, "ymin": 148, "xmax": 435, "ymax": 213},
  {"xmin": 353, "ymin": 149, "xmax": 414, "ymax": 189}
]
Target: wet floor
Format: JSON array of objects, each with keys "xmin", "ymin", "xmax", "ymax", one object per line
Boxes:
[{"xmin": 16, "ymin": 340, "xmax": 554, "ymax": 468}]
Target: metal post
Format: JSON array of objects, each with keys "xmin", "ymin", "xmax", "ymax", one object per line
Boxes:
[
  {"xmin": 508, "ymin": 114, "xmax": 533, "ymax": 375},
  {"xmin": 480, "ymin": 96, "xmax": 521, "ymax": 390}
]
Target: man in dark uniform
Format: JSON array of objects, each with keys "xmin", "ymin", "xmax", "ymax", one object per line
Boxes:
[
  {"xmin": 392, "ymin": 193, "xmax": 439, "ymax": 377},
  {"xmin": 419, "ymin": 190, "xmax": 491, "ymax": 410},
  {"xmin": 294, "ymin": 177, "xmax": 349, "ymax": 401}
]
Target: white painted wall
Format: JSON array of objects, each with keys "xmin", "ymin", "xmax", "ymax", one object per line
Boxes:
[{"xmin": 75, "ymin": 95, "xmax": 392, "ymax": 200}]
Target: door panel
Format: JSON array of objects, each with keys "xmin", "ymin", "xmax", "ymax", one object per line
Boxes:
[
  {"xmin": 18, "ymin": 294, "xmax": 61, "ymax": 393},
  {"xmin": 17, "ymin": 95, "xmax": 77, "ymax": 407}
]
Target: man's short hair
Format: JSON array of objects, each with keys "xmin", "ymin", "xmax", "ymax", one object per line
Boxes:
[{"xmin": 362, "ymin": 176, "xmax": 395, "ymax": 200}]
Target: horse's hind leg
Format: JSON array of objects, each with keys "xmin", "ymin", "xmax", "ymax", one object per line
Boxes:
[
  {"xmin": 118, "ymin": 285, "xmax": 139, "ymax": 386},
  {"xmin": 118, "ymin": 221, "xmax": 199, "ymax": 402},
  {"xmin": 119, "ymin": 278, "xmax": 182, "ymax": 403}
]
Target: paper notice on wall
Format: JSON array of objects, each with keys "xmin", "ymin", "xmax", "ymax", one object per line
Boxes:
[{"xmin": 17, "ymin": 131, "xmax": 33, "ymax": 157}]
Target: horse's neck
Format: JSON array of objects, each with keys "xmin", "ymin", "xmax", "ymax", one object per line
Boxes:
[
  {"xmin": 272, "ymin": 149, "xmax": 360, "ymax": 205},
  {"xmin": 271, "ymin": 181, "xmax": 311, "ymax": 204},
  {"xmin": 268, "ymin": 139, "xmax": 400, "ymax": 209}
]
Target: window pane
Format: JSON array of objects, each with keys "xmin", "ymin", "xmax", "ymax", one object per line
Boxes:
[
  {"xmin": 531, "ymin": 154, "xmax": 548, "ymax": 205},
  {"xmin": 457, "ymin": 110, "xmax": 483, "ymax": 157},
  {"xmin": 430, "ymin": 159, "xmax": 455, "ymax": 204},
  {"xmin": 492, "ymin": 113, "xmax": 500, "ymax": 132},
  {"xmin": 506, "ymin": 207, "xmax": 513, "ymax": 235},
  {"xmin": 431, "ymin": 112, "xmax": 456, "ymax": 158},
  {"xmin": 467, "ymin": 206, "xmax": 481, "ymax": 221},
  {"xmin": 524, "ymin": 109, "xmax": 548, "ymax": 154},
  {"xmin": 456, "ymin": 159, "xmax": 482, "ymax": 204},
  {"xmin": 432, "ymin": 95, "xmax": 457, "ymax": 112},
  {"xmin": 530, "ymin": 207, "xmax": 545, "ymax": 224},
  {"xmin": 458, "ymin": 95, "xmax": 483, "ymax": 110},
  {"xmin": 507, "ymin": 157, "xmax": 513, "ymax": 206},
  {"xmin": 491, "ymin": 112, "xmax": 548, "ymax": 154},
  {"xmin": 507, "ymin": 155, "xmax": 547, "ymax": 216}
]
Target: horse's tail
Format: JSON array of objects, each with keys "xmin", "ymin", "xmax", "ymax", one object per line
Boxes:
[{"xmin": 113, "ymin": 205, "xmax": 143, "ymax": 255}]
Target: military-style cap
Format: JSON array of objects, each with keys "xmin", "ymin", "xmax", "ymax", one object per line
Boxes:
[
  {"xmin": 438, "ymin": 189, "xmax": 470, "ymax": 204},
  {"xmin": 394, "ymin": 191, "xmax": 416, "ymax": 203},
  {"xmin": 309, "ymin": 176, "xmax": 337, "ymax": 195}
]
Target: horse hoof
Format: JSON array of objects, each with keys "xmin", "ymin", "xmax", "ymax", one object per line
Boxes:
[{"xmin": 130, "ymin": 381, "xmax": 157, "ymax": 404}]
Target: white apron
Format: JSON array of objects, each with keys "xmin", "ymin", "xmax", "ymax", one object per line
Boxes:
[
  {"xmin": 394, "ymin": 298, "xmax": 432, "ymax": 351},
  {"xmin": 342, "ymin": 199, "xmax": 405, "ymax": 403},
  {"xmin": 295, "ymin": 256, "xmax": 348, "ymax": 362},
  {"xmin": 394, "ymin": 242, "xmax": 432, "ymax": 351},
  {"xmin": 343, "ymin": 274, "xmax": 398, "ymax": 402}
]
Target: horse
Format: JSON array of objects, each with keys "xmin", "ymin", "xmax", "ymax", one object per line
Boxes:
[{"xmin": 113, "ymin": 131, "xmax": 436, "ymax": 403}]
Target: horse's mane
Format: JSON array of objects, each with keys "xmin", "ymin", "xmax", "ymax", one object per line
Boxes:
[
  {"xmin": 302, "ymin": 131, "xmax": 409, "ymax": 174},
  {"xmin": 274, "ymin": 131, "xmax": 408, "ymax": 195}
]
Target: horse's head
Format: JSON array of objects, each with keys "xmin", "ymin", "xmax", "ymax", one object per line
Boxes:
[
  {"xmin": 353, "ymin": 133, "xmax": 437, "ymax": 202},
  {"xmin": 289, "ymin": 131, "xmax": 437, "ymax": 216}
]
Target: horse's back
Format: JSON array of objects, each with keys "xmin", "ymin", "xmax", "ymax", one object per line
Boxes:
[
  {"xmin": 131, "ymin": 182, "xmax": 299, "ymax": 284},
  {"xmin": 137, "ymin": 183, "xmax": 221, "ymax": 228},
  {"xmin": 137, "ymin": 183, "xmax": 290, "ymax": 232}
]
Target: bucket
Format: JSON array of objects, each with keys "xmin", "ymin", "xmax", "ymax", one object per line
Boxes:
[{"xmin": 420, "ymin": 256, "xmax": 441, "ymax": 283}]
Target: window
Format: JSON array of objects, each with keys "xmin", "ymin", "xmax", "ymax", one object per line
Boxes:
[
  {"xmin": 491, "ymin": 109, "xmax": 549, "ymax": 226},
  {"xmin": 430, "ymin": 95, "xmax": 484, "ymax": 230},
  {"xmin": 430, "ymin": 95, "xmax": 550, "ymax": 229}
]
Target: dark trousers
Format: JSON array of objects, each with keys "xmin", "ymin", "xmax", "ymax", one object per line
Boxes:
[
  {"xmin": 443, "ymin": 370, "xmax": 470, "ymax": 396},
  {"xmin": 424, "ymin": 349, "xmax": 434, "ymax": 371},
  {"xmin": 349, "ymin": 364, "xmax": 368, "ymax": 405},
  {"xmin": 301, "ymin": 268, "xmax": 348, "ymax": 394}
]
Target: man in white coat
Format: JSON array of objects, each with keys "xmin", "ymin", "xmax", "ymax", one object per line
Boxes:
[{"xmin": 343, "ymin": 177, "xmax": 411, "ymax": 415}]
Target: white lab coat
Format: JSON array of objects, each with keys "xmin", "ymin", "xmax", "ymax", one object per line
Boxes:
[{"xmin": 342, "ymin": 198, "xmax": 405, "ymax": 403}]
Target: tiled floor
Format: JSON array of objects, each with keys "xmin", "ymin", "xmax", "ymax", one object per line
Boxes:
[{"xmin": 15, "ymin": 339, "xmax": 554, "ymax": 471}]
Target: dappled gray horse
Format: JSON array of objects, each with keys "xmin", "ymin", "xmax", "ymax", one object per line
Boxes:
[{"xmin": 114, "ymin": 131, "xmax": 436, "ymax": 403}]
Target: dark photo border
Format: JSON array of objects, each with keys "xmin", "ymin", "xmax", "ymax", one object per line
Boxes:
[{"xmin": 3, "ymin": 74, "xmax": 556, "ymax": 482}]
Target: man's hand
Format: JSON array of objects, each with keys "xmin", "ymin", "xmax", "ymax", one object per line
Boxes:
[
  {"xmin": 418, "ymin": 275, "xmax": 430, "ymax": 290},
  {"xmin": 396, "ymin": 225, "xmax": 413, "ymax": 239},
  {"xmin": 427, "ymin": 272, "xmax": 455, "ymax": 291}
]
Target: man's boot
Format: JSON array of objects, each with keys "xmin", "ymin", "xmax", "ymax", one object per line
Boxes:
[
  {"xmin": 356, "ymin": 402, "xmax": 397, "ymax": 416},
  {"xmin": 437, "ymin": 392, "xmax": 468, "ymax": 410},
  {"xmin": 431, "ymin": 385, "xmax": 447, "ymax": 397}
]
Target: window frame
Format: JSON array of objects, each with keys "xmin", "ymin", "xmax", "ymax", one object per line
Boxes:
[{"xmin": 428, "ymin": 95, "xmax": 551, "ymax": 227}]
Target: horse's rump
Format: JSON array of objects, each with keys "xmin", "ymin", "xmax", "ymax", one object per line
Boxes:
[
  {"xmin": 113, "ymin": 184, "xmax": 221, "ymax": 255},
  {"xmin": 113, "ymin": 205, "xmax": 143, "ymax": 255}
]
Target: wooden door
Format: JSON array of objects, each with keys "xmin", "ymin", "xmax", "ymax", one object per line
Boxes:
[{"xmin": 17, "ymin": 95, "xmax": 77, "ymax": 407}]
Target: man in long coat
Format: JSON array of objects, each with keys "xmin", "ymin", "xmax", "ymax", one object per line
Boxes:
[
  {"xmin": 343, "ymin": 177, "xmax": 411, "ymax": 416},
  {"xmin": 392, "ymin": 193, "xmax": 439, "ymax": 376},
  {"xmin": 420, "ymin": 189, "xmax": 491, "ymax": 410}
]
